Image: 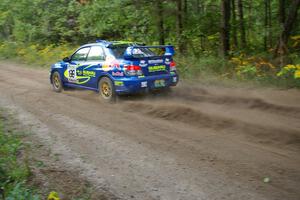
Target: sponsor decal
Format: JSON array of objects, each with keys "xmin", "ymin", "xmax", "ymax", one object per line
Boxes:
[
  {"xmin": 173, "ymin": 77, "xmax": 177, "ymax": 82},
  {"xmin": 114, "ymin": 81, "xmax": 124, "ymax": 86},
  {"xmin": 148, "ymin": 65, "xmax": 166, "ymax": 72},
  {"xmin": 102, "ymin": 56, "xmax": 120, "ymax": 71},
  {"xmin": 64, "ymin": 64, "xmax": 96, "ymax": 84},
  {"xmin": 141, "ymin": 81, "xmax": 147, "ymax": 88},
  {"xmin": 138, "ymin": 75, "xmax": 145, "ymax": 78},
  {"xmin": 66, "ymin": 65, "xmax": 77, "ymax": 83},
  {"xmin": 112, "ymin": 71, "xmax": 124, "ymax": 76},
  {"xmin": 148, "ymin": 59, "xmax": 163, "ymax": 64},
  {"xmin": 82, "ymin": 70, "xmax": 96, "ymax": 77},
  {"xmin": 139, "ymin": 60, "xmax": 147, "ymax": 67},
  {"xmin": 170, "ymin": 71, "xmax": 176, "ymax": 75},
  {"xmin": 165, "ymin": 58, "xmax": 171, "ymax": 65}
]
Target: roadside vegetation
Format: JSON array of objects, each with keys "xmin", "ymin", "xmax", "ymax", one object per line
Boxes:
[
  {"xmin": 0, "ymin": 0, "xmax": 299, "ymax": 88},
  {"xmin": 0, "ymin": 112, "xmax": 39, "ymax": 200},
  {"xmin": 0, "ymin": 110, "xmax": 110, "ymax": 200}
]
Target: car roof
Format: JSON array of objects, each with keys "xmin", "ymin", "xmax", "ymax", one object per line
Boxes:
[
  {"xmin": 81, "ymin": 43, "xmax": 101, "ymax": 48},
  {"xmin": 80, "ymin": 40, "xmax": 142, "ymax": 49}
]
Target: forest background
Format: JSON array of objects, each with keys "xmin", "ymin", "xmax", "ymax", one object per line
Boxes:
[{"xmin": 0, "ymin": 0, "xmax": 299, "ymax": 87}]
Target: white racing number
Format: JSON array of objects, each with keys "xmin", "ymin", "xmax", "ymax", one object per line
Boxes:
[{"xmin": 67, "ymin": 65, "xmax": 77, "ymax": 83}]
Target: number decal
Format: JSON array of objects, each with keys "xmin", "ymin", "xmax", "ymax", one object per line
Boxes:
[{"xmin": 67, "ymin": 65, "xmax": 77, "ymax": 83}]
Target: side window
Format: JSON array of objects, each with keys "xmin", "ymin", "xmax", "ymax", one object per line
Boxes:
[
  {"xmin": 71, "ymin": 47, "xmax": 90, "ymax": 61},
  {"xmin": 87, "ymin": 46, "xmax": 105, "ymax": 61}
]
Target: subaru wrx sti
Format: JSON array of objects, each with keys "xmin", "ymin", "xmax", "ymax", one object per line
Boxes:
[{"xmin": 50, "ymin": 40, "xmax": 179, "ymax": 102}]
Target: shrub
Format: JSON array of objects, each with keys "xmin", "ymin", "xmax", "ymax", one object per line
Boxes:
[{"xmin": 0, "ymin": 41, "xmax": 76, "ymax": 67}]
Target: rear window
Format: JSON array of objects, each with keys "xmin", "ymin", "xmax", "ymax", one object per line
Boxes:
[{"xmin": 110, "ymin": 46, "xmax": 157, "ymax": 59}]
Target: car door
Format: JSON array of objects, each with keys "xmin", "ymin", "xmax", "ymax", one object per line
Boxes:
[
  {"xmin": 64, "ymin": 47, "xmax": 90, "ymax": 85},
  {"xmin": 83, "ymin": 46, "xmax": 106, "ymax": 88}
]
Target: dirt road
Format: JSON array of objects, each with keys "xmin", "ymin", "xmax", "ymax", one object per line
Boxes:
[{"xmin": 0, "ymin": 62, "xmax": 299, "ymax": 200}]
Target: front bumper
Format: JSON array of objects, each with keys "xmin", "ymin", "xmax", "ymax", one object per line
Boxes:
[{"xmin": 113, "ymin": 73, "xmax": 179, "ymax": 94}]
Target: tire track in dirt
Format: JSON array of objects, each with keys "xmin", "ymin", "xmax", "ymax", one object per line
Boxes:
[
  {"xmin": 1, "ymin": 62, "xmax": 300, "ymax": 200},
  {"xmin": 122, "ymin": 102, "xmax": 300, "ymax": 151},
  {"xmin": 168, "ymin": 87, "xmax": 300, "ymax": 119}
]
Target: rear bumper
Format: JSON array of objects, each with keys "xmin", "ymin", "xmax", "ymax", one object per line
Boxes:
[{"xmin": 113, "ymin": 73, "xmax": 179, "ymax": 94}]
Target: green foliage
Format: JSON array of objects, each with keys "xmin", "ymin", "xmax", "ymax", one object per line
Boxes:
[
  {"xmin": 0, "ymin": 114, "xmax": 40, "ymax": 200},
  {"xmin": 5, "ymin": 182, "xmax": 40, "ymax": 200},
  {"xmin": 277, "ymin": 64, "xmax": 300, "ymax": 82},
  {"xmin": 236, "ymin": 65, "xmax": 257, "ymax": 79},
  {"xmin": 0, "ymin": 0, "xmax": 299, "ymax": 87},
  {"xmin": 0, "ymin": 0, "xmax": 299, "ymax": 51},
  {"xmin": 0, "ymin": 42, "xmax": 76, "ymax": 67},
  {"xmin": 176, "ymin": 54, "xmax": 230, "ymax": 79}
]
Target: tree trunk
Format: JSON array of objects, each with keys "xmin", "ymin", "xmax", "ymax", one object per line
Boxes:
[
  {"xmin": 156, "ymin": 0, "xmax": 165, "ymax": 45},
  {"xmin": 268, "ymin": 0, "xmax": 272, "ymax": 47},
  {"xmin": 279, "ymin": 0, "xmax": 286, "ymax": 25},
  {"xmin": 184, "ymin": 0, "xmax": 188, "ymax": 24},
  {"xmin": 275, "ymin": 0, "xmax": 300, "ymax": 57},
  {"xmin": 264, "ymin": 0, "xmax": 269, "ymax": 50},
  {"xmin": 248, "ymin": 0, "xmax": 253, "ymax": 42},
  {"xmin": 197, "ymin": 0, "xmax": 200, "ymax": 13},
  {"xmin": 176, "ymin": 0, "xmax": 185, "ymax": 54},
  {"xmin": 237, "ymin": 0, "xmax": 246, "ymax": 49},
  {"xmin": 220, "ymin": 0, "xmax": 231, "ymax": 57},
  {"xmin": 231, "ymin": 0, "xmax": 238, "ymax": 49}
]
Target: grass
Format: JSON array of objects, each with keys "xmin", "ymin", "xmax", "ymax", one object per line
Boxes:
[{"xmin": 0, "ymin": 111, "xmax": 40, "ymax": 200}]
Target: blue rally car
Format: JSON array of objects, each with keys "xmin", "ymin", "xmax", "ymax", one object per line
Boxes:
[{"xmin": 50, "ymin": 40, "xmax": 179, "ymax": 102}]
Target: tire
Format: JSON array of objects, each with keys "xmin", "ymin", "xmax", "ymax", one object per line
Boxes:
[
  {"xmin": 98, "ymin": 77, "xmax": 116, "ymax": 103},
  {"xmin": 51, "ymin": 71, "xmax": 63, "ymax": 92}
]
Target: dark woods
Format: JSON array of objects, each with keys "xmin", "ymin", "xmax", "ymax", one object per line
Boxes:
[{"xmin": 0, "ymin": 0, "xmax": 299, "ymax": 58}]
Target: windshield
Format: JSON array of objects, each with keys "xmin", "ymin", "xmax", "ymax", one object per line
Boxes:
[{"xmin": 110, "ymin": 46, "xmax": 157, "ymax": 59}]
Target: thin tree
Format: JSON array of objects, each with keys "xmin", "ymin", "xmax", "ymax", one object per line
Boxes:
[
  {"xmin": 278, "ymin": 0, "xmax": 286, "ymax": 25},
  {"xmin": 264, "ymin": 0, "xmax": 270, "ymax": 50},
  {"xmin": 263, "ymin": 0, "xmax": 273, "ymax": 49},
  {"xmin": 274, "ymin": 0, "xmax": 300, "ymax": 57},
  {"xmin": 268, "ymin": 0, "xmax": 272, "ymax": 47},
  {"xmin": 176, "ymin": 0, "xmax": 185, "ymax": 54},
  {"xmin": 220, "ymin": 0, "xmax": 231, "ymax": 57},
  {"xmin": 184, "ymin": 0, "xmax": 188, "ymax": 24},
  {"xmin": 155, "ymin": 0, "xmax": 165, "ymax": 45},
  {"xmin": 231, "ymin": 0, "xmax": 238, "ymax": 48},
  {"xmin": 237, "ymin": 0, "xmax": 246, "ymax": 49}
]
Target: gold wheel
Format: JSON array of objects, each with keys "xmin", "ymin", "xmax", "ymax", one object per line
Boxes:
[
  {"xmin": 98, "ymin": 77, "xmax": 116, "ymax": 103},
  {"xmin": 101, "ymin": 82, "xmax": 111, "ymax": 98},
  {"xmin": 52, "ymin": 71, "xmax": 63, "ymax": 92},
  {"xmin": 53, "ymin": 73, "xmax": 60, "ymax": 89}
]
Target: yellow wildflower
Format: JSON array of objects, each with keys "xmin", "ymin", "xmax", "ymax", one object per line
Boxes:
[
  {"xmin": 294, "ymin": 70, "xmax": 300, "ymax": 79},
  {"xmin": 284, "ymin": 64, "xmax": 296, "ymax": 70},
  {"xmin": 230, "ymin": 57, "xmax": 241, "ymax": 64},
  {"xmin": 290, "ymin": 35, "xmax": 300, "ymax": 40},
  {"xmin": 47, "ymin": 191, "xmax": 60, "ymax": 200},
  {"xmin": 241, "ymin": 61, "xmax": 249, "ymax": 65}
]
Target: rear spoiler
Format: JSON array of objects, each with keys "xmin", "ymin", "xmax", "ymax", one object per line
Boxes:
[{"xmin": 124, "ymin": 45, "xmax": 175, "ymax": 58}]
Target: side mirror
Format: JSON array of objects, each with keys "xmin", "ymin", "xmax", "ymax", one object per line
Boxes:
[{"xmin": 63, "ymin": 57, "xmax": 71, "ymax": 62}]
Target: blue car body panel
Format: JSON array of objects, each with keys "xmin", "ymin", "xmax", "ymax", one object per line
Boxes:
[{"xmin": 50, "ymin": 41, "xmax": 179, "ymax": 94}]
